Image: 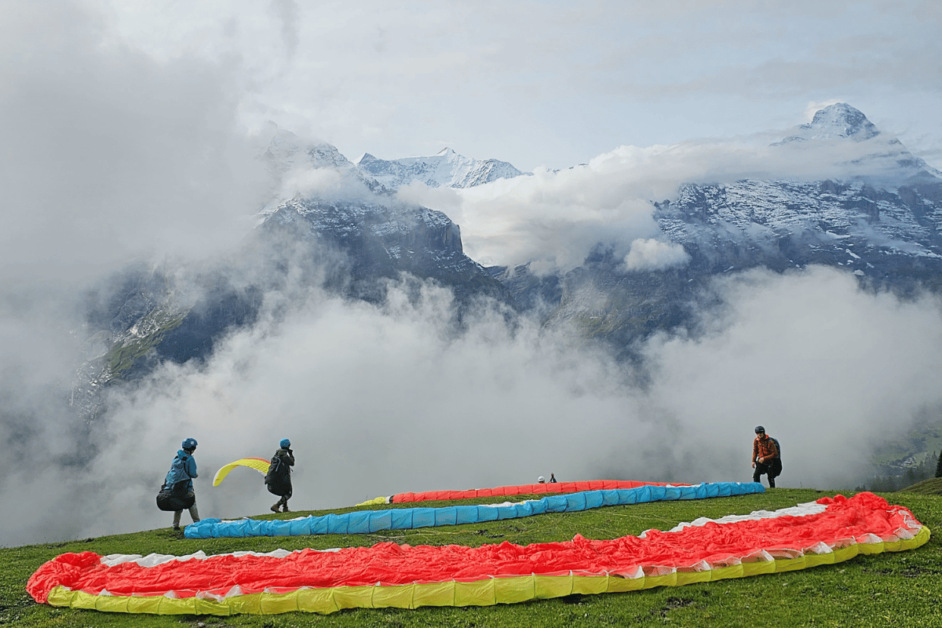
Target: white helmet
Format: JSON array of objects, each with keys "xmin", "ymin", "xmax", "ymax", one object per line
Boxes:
[{"xmin": 538, "ymin": 476, "xmax": 545, "ymax": 483}]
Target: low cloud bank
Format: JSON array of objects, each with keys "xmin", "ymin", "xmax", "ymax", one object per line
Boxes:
[
  {"xmin": 643, "ymin": 267, "xmax": 942, "ymax": 489},
  {"xmin": 3, "ymin": 266, "xmax": 942, "ymax": 545},
  {"xmin": 622, "ymin": 238, "xmax": 691, "ymax": 272}
]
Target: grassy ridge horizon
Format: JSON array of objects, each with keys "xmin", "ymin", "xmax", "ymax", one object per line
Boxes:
[{"xmin": 3, "ymin": 488, "xmax": 942, "ymax": 627}]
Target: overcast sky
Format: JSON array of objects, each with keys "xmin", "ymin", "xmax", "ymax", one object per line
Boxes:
[{"xmin": 93, "ymin": 0, "xmax": 942, "ymax": 171}]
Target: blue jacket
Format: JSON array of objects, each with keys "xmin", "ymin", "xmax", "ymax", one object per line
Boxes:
[{"xmin": 164, "ymin": 450, "xmax": 198, "ymax": 493}]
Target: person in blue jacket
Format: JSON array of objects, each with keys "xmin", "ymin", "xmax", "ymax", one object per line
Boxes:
[{"xmin": 163, "ymin": 438, "xmax": 201, "ymax": 530}]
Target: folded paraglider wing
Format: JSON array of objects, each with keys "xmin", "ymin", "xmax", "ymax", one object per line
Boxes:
[
  {"xmin": 389, "ymin": 479, "xmax": 684, "ymax": 503},
  {"xmin": 187, "ymin": 482, "xmax": 761, "ymax": 539}
]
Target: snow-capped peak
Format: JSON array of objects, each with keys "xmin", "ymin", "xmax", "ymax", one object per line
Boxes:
[
  {"xmin": 803, "ymin": 103, "xmax": 880, "ymax": 141},
  {"xmin": 262, "ymin": 128, "xmax": 355, "ymax": 174},
  {"xmin": 356, "ymin": 148, "xmax": 525, "ymax": 189},
  {"xmin": 781, "ymin": 103, "xmax": 880, "ymax": 143}
]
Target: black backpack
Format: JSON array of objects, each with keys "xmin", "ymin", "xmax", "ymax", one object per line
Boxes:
[
  {"xmin": 770, "ymin": 437, "xmax": 783, "ymax": 478},
  {"xmin": 156, "ymin": 480, "xmax": 195, "ymax": 511},
  {"xmin": 265, "ymin": 453, "xmax": 292, "ymax": 496}
]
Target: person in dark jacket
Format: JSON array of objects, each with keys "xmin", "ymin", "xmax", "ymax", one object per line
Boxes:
[
  {"xmin": 751, "ymin": 426, "xmax": 780, "ymax": 488},
  {"xmin": 266, "ymin": 438, "xmax": 295, "ymax": 513},
  {"xmin": 164, "ymin": 438, "xmax": 200, "ymax": 530}
]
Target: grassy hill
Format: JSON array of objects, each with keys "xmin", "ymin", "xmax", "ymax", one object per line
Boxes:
[
  {"xmin": 899, "ymin": 477, "xmax": 942, "ymax": 496},
  {"xmin": 3, "ymin": 489, "xmax": 942, "ymax": 627}
]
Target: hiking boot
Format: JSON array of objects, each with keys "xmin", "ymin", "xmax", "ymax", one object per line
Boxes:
[
  {"xmin": 282, "ymin": 506, "xmax": 290, "ymax": 513},
  {"xmin": 172, "ymin": 526, "xmax": 181, "ymax": 532},
  {"xmin": 271, "ymin": 504, "xmax": 280, "ymax": 513}
]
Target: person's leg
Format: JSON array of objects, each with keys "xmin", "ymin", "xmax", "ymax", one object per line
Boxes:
[
  {"xmin": 754, "ymin": 462, "xmax": 771, "ymax": 486},
  {"xmin": 172, "ymin": 510, "xmax": 182, "ymax": 530},
  {"xmin": 188, "ymin": 502, "xmax": 200, "ymax": 523}
]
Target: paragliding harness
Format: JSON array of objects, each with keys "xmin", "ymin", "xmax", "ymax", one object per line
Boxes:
[
  {"xmin": 265, "ymin": 451, "xmax": 292, "ymax": 497},
  {"xmin": 156, "ymin": 453, "xmax": 196, "ymax": 512},
  {"xmin": 769, "ymin": 437, "xmax": 783, "ymax": 480}
]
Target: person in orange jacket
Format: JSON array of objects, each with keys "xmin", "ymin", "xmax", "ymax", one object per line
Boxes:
[{"xmin": 751, "ymin": 426, "xmax": 779, "ymax": 488}]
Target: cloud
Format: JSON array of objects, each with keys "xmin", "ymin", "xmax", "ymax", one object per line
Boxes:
[
  {"xmin": 0, "ymin": 0, "xmax": 265, "ymax": 544},
  {"xmin": 270, "ymin": 0, "xmax": 300, "ymax": 60},
  {"xmin": 279, "ymin": 167, "xmax": 345, "ymax": 200},
  {"xmin": 622, "ymin": 238, "xmax": 691, "ymax": 271},
  {"xmin": 642, "ymin": 266, "xmax": 942, "ymax": 489},
  {"xmin": 405, "ymin": 130, "xmax": 912, "ymax": 272},
  {"xmin": 0, "ymin": 279, "xmax": 655, "ymax": 544},
  {"xmin": 0, "ymin": 0, "xmax": 269, "ymax": 290},
  {"xmin": 100, "ymin": 1, "xmax": 942, "ymax": 173},
  {"xmin": 5, "ymin": 263, "xmax": 942, "ymax": 545}
]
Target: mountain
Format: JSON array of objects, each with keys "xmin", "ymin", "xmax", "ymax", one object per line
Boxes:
[
  {"xmin": 653, "ymin": 103, "xmax": 942, "ymax": 291},
  {"xmin": 261, "ymin": 127, "xmax": 388, "ymax": 196},
  {"xmin": 493, "ymin": 104, "xmax": 942, "ymax": 357},
  {"xmin": 356, "ymin": 147, "xmax": 525, "ymax": 189},
  {"xmin": 254, "ymin": 195, "xmax": 508, "ymax": 304},
  {"xmin": 70, "ymin": 137, "xmax": 518, "ymax": 414},
  {"xmin": 781, "ymin": 102, "xmax": 881, "ymax": 142},
  {"xmin": 775, "ymin": 102, "xmax": 938, "ymax": 177},
  {"xmin": 254, "ymin": 130, "xmax": 512, "ymax": 304},
  {"xmin": 72, "ymin": 105, "xmax": 942, "ymax": 432}
]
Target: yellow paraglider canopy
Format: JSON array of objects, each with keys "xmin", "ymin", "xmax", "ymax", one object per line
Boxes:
[{"xmin": 212, "ymin": 457, "xmax": 271, "ymax": 487}]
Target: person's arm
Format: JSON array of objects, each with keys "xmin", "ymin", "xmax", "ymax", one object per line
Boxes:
[
  {"xmin": 186, "ymin": 456, "xmax": 198, "ymax": 479},
  {"xmin": 285, "ymin": 450, "xmax": 295, "ymax": 466},
  {"xmin": 751, "ymin": 439, "xmax": 758, "ymax": 467}
]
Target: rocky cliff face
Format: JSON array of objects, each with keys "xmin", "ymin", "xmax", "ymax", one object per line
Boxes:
[
  {"xmin": 255, "ymin": 195, "xmax": 508, "ymax": 303},
  {"xmin": 655, "ymin": 178, "xmax": 942, "ymax": 284}
]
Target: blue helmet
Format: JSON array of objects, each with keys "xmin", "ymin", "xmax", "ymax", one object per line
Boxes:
[
  {"xmin": 280, "ymin": 438, "xmax": 291, "ymax": 449},
  {"xmin": 182, "ymin": 438, "xmax": 198, "ymax": 451}
]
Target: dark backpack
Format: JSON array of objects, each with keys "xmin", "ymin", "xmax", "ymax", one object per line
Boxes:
[
  {"xmin": 265, "ymin": 453, "xmax": 292, "ymax": 496},
  {"xmin": 770, "ymin": 437, "xmax": 783, "ymax": 478},
  {"xmin": 156, "ymin": 480, "xmax": 195, "ymax": 511}
]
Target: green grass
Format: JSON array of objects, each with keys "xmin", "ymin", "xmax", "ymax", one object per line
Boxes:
[
  {"xmin": 4, "ymin": 489, "xmax": 942, "ymax": 627},
  {"xmin": 899, "ymin": 477, "xmax": 942, "ymax": 495}
]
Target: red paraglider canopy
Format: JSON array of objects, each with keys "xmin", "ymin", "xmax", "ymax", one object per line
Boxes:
[{"xmin": 391, "ymin": 479, "xmax": 685, "ymax": 503}]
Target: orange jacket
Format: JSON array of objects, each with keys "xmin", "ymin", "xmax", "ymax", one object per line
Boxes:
[{"xmin": 752, "ymin": 435, "xmax": 778, "ymax": 463}]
